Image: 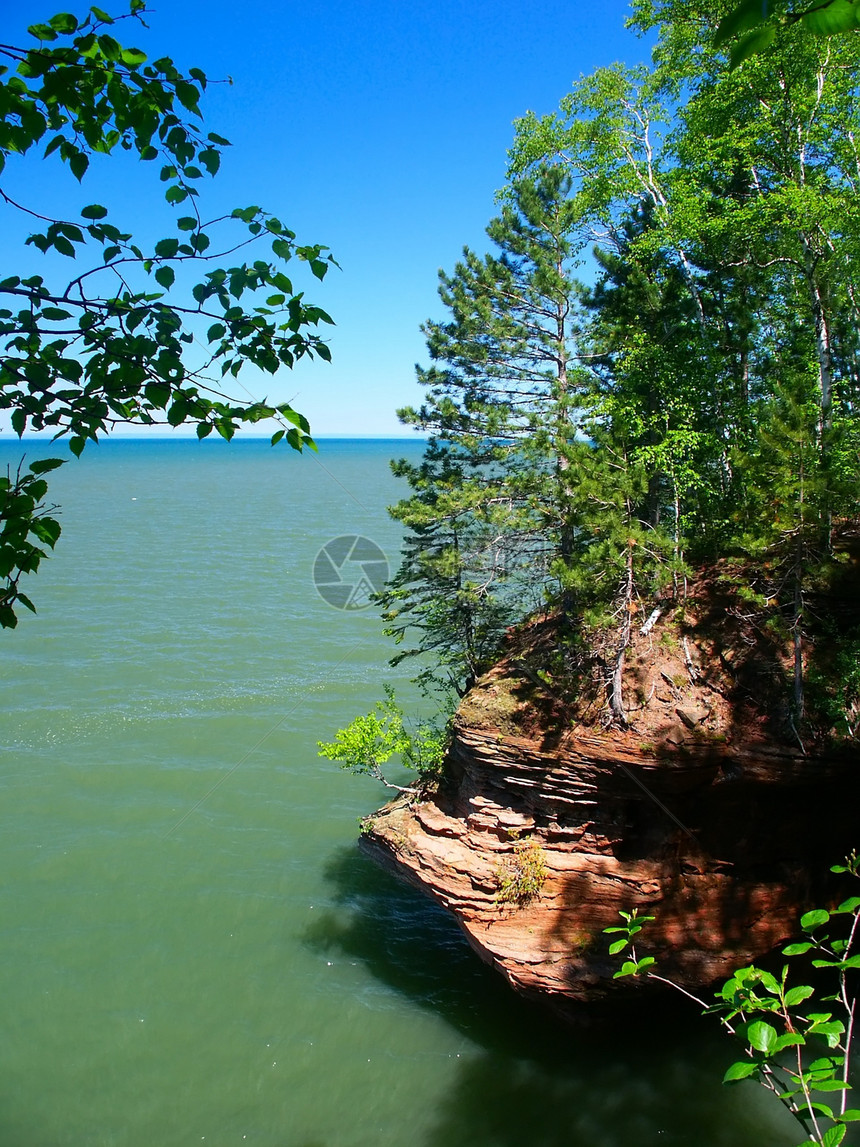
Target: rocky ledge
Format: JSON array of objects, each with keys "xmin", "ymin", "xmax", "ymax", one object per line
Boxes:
[{"xmin": 360, "ymin": 602, "xmax": 860, "ymax": 1007}]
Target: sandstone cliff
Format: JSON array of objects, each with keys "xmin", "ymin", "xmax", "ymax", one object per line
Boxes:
[{"xmin": 360, "ymin": 586, "xmax": 860, "ymax": 1007}]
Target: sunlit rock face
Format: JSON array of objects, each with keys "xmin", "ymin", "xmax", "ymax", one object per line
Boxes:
[{"xmin": 360, "ymin": 642, "xmax": 859, "ymax": 1007}]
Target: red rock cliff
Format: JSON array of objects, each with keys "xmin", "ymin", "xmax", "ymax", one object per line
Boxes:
[{"xmin": 359, "ymin": 599, "xmax": 859, "ymax": 1007}]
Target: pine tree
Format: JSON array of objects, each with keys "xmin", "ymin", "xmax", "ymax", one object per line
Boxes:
[
  {"xmin": 379, "ymin": 439, "xmax": 513, "ymax": 699},
  {"xmin": 384, "ymin": 167, "xmax": 588, "ymax": 697}
]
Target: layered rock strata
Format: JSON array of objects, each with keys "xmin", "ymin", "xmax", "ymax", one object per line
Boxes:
[{"xmin": 360, "ymin": 664, "xmax": 859, "ymax": 1006}]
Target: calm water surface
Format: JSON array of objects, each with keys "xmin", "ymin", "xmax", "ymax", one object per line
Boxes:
[{"xmin": 0, "ymin": 438, "xmax": 800, "ymax": 1146}]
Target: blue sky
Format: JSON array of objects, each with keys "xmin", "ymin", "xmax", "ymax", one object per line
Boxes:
[{"xmin": 2, "ymin": 0, "xmax": 652, "ymax": 438}]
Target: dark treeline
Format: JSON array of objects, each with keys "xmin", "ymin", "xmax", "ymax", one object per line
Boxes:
[{"xmin": 380, "ymin": 0, "xmax": 860, "ymax": 739}]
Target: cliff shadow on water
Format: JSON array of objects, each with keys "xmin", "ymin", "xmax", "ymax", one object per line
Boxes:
[{"xmin": 300, "ymin": 844, "xmax": 800, "ymax": 1147}]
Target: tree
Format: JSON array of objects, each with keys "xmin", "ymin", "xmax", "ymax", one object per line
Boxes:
[
  {"xmin": 381, "ymin": 438, "xmax": 515, "ymax": 700},
  {"xmin": 383, "ymin": 167, "xmax": 589, "ymax": 699},
  {"xmin": 0, "ymin": 3, "xmax": 335, "ymax": 627},
  {"xmin": 317, "ymin": 687, "xmax": 447, "ymax": 794},
  {"xmin": 507, "ymin": 12, "xmax": 860, "ymax": 729}
]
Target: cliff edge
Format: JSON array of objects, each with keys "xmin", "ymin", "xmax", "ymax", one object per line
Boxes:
[{"xmin": 360, "ymin": 573, "xmax": 860, "ymax": 1007}]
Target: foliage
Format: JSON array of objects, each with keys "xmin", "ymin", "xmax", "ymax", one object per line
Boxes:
[
  {"xmin": 0, "ymin": 3, "xmax": 335, "ymax": 624},
  {"xmin": 317, "ymin": 687, "xmax": 449, "ymax": 794},
  {"xmin": 605, "ymin": 852, "xmax": 860, "ymax": 1147},
  {"xmin": 493, "ymin": 838, "xmax": 549, "ymax": 907},
  {"xmin": 348, "ymin": 0, "xmax": 860, "ymax": 746},
  {"xmin": 715, "ymin": 0, "xmax": 860, "ymax": 67},
  {"xmin": 383, "ymin": 167, "xmax": 588, "ymax": 699},
  {"xmin": 499, "ymin": 4, "xmax": 860, "ymax": 732},
  {"xmin": 0, "ymin": 455, "xmax": 64, "ymax": 627},
  {"xmin": 807, "ymin": 626, "xmax": 860, "ymax": 738},
  {"xmin": 380, "ymin": 439, "xmax": 516, "ymax": 701},
  {"xmin": 603, "ymin": 907, "xmax": 657, "ymax": 977}
]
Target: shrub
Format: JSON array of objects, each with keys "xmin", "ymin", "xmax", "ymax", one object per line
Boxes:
[{"xmin": 494, "ymin": 839, "xmax": 549, "ymax": 906}]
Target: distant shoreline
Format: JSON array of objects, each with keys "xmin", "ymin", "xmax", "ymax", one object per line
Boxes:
[{"xmin": 0, "ymin": 434, "xmax": 429, "ymax": 444}]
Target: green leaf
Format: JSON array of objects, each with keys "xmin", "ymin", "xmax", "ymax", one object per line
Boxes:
[
  {"xmin": 155, "ymin": 266, "xmax": 175, "ymax": 290},
  {"xmin": 199, "ymin": 148, "xmax": 220, "ymax": 176},
  {"xmin": 270, "ymin": 429, "xmax": 285, "ymax": 446},
  {"xmin": 756, "ymin": 969, "xmax": 781, "ymax": 995},
  {"xmin": 714, "ymin": 0, "xmax": 774, "ymax": 46},
  {"xmin": 783, "ymin": 942, "xmax": 813, "ymax": 956},
  {"xmin": 784, "ymin": 985, "xmax": 814, "ymax": 1007},
  {"xmin": 729, "ymin": 24, "xmax": 776, "ymax": 66},
  {"xmin": 822, "ymin": 1125, "xmax": 846, "ymax": 1147},
  {"xmin": 31, "ymin": 518, "xmax": 61, "ymax": 547},
  {"xmin": 97, "ymin": 34, "xmax": 121, "ymax": 61},
  {"xmin": 155, "ymin": 238, "xmax": 179, "ymax": 259},
  {"xmin": 176, "ymin": 81, "xmax": 201, "ymax": 114},
  {"xmin": 69, "ymin": 151, "xmax": 88, "ymax": 181},
  {"xmin": 11, "ymin": 409, "xmax": 26, "ymax": 436},
  {"xmin": 144, "ymin": 382, "xmax": 171, "ymax": 408},
  {"xmin": 810, "ymin": 1022, "xmax": 845, "ymax": 1048},
  {"xmin": 53, "ymin": 236, "xmax": 76, "ymax": 258},
  {"xmin": 49, "ymin": 12, "xmax": 79, "ymax": 33},
  {"xmin": 803, "ymin": 0, "xmax": 860, "ymax": 34},
  {"xmin": 177, "ymin": 217, "xmax": 196, "ymax": 231},
  {"xmin": 0, "ymin": 605, "xmax": 19, "ymax": 629},
  {"xmin": 612, "ymin": 960, "xmax": 639, "ymax": 979},
  {"xmin": 166, "ymin": 399, "xmax": 188, "ymax": 427},
  {"xmin": 608, "ymin": 938, "xmax": 629, "ymax": 956},
  {"xmin": 723, "ymin": 1060, "xmax": 758, "ymax": 1082},
  {"xmin": 69, "ymin": 436, "xmax": 86, "ymax": 458},
  {"xmin": 27, "ymin": 23, "xmax": 58, "ymax": 41},
  {"xmin": 724, "ymin": 1055, "xmax": 756, "ymax": 1082},
  {"xmin": 801, "ymin": 909, "xmax": 830, "ymax": 932},
  {"xmin": 81, "ymin": 204, "xmax": 108, "ymax": 220},
  {"xmin": 773, "ymin": 1033, "xmax": 805, "ymax": 1051},
  {"xmin": 746, "ymin": 1021, "xmax": 778, "ymax": 1055},
  {"xmin": 834, "ymin": 896, "xmax": 860, "ymax": 914},
  {"xmin": 271, "ymin": 238, "xmax": 294, "ymax": 261},
  {"xmin": 837, "ymin": 1110, "xmax": 860, "ymax": 1122},
  {"xmin": 28, "ymin": 459, "xmax": 65, "ymax": 476},
  {"xmin": 121, "ymin": 47, "xmax": 147, "ymax": 66}
]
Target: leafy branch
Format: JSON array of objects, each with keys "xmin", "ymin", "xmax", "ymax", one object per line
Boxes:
[
  {"xmin": 716, "ymin": 0, "xmax": 860, "ymax": 67},
  {"xmin": 0, "ymin": 456, "xmax": 64, "ymax": 628},
  {"xmin": 605, "ymin": 852, "xmax": 860, "ymax": 1147},
  {"xmin": 317, "ymin": 687, "xmax": 449, "ymax": 794},
  {"xmin": 0, "ymin": 3, "xmax": 337, "ymax": 624}
]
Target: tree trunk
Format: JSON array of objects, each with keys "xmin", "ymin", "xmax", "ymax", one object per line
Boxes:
[{"xmin": 609, "ymin": 538, "xmax": 634, "ymax": 725}]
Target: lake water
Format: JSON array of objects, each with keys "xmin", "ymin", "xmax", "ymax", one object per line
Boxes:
[{"xmin": 0, "ymin": 437, "xmax": 800, "ymax": 1146}]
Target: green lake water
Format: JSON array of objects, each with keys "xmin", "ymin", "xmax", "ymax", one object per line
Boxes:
[{"xmin": 0, "ymin": 437, "xmax": 801, "ymax": 1146}]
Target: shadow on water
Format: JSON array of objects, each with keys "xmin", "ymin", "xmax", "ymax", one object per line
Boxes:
[{"xmin": 302, "ymin": 846, "xmax": 801, "ymax": 1147}]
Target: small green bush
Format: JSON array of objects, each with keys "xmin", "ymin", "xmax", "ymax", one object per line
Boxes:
[{"xmin": 494, "ymin": 839, "xmax": 549, "ymax": 906}]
